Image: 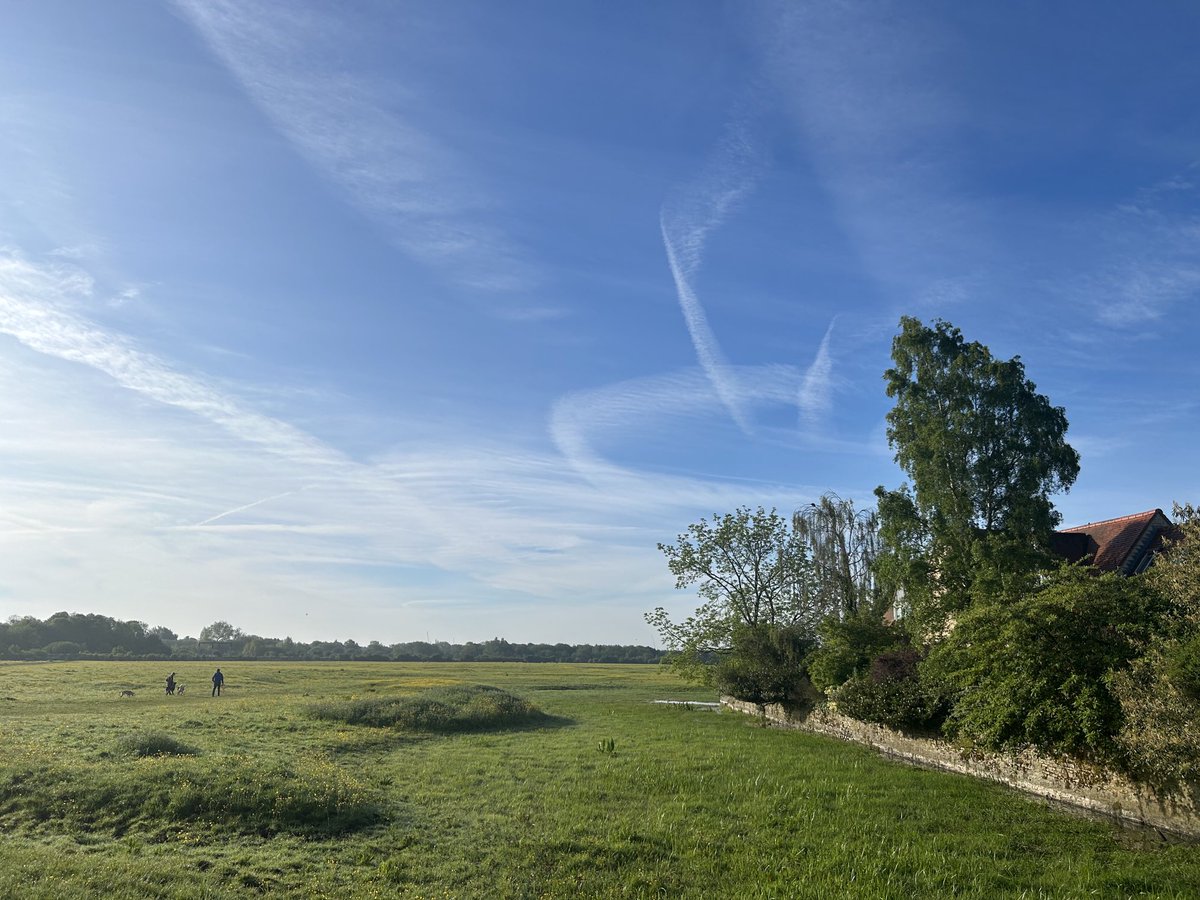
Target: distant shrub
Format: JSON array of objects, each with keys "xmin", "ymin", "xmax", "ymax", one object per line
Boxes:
[
  {"xmin": 835, "ymin": 648, "xmax": 947, "ymax": 732},
  {"xmin": 308, "ymin": 684, "xmax": 549, "ymax": 733},
  {"xmin": 115, "ymin": 731, "xmax": 198, "ymax": 758},
  {"xmin": 713, "ymin": 624, "xmax": 817, "ymax": 706},
  {"xmin": 1107, "ymin": 503, "xmax": 1200, "ymax": 790},
  {"xmin": 807, "ymin": 615, "xmax": 906, "ymax": 694},
  {"xmin": 42, "ymin": 641, "xmax": 83, "ymax": 659},
  {"xmin": 869, "ymin": 647, "xmax": 920, "ymax": 683}
]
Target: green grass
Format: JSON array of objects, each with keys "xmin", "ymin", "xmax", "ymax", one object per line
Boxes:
[{"xmin": 0, "ymin": 660, "xmax": 1196, "ymax": 898}]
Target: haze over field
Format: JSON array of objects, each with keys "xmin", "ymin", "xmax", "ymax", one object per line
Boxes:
[{"xmin": 1, "ymin": 2, "xmax": 1198, "ymax": 644}]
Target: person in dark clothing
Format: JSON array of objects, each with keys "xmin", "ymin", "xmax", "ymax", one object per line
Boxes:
[
  {"xmin": 211, "ymin": 668, "xmax": 224, "ymax": 697},
  {"xmin": 166, "ymin": 672, "xmax": 176, "ymax": 695}
]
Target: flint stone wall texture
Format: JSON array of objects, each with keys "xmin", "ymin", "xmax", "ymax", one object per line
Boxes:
[{"xmin": 720, "ymin": 696, "xmax": 1200, "ymax": 838}]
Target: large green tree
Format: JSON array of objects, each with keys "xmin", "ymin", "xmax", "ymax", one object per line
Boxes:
[
  {"xmin": 646, "ymin": 506, "xmax": 821, "ymax": 686},
  {"xmin": 875, "ymin": 317, "xmax": 1080, "ymax": 634}
]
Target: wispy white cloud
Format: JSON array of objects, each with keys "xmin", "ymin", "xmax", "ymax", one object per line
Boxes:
[
  {"xmin": 171, "ymin": 0, "xmax": 537, "ymax": 297},
  {"xmin": 1090, "ymin": 172, "xmax": 1200, "ymax": 326},
  {"xmin": 550, "ymin": 359, "xmax": 872, "ymax": 496},
  {"xmin": 0, "ymin": 250, "xmax": 828, "ymax": 642},
  {"xmin": 0, "ymin": 251, "xmax": 341, "ymax": 469},
  {"xmin": 756, "ymin": 2, "xmax": 1200, "ymax": 342},
  {"xmin": 1097, "ymin": 266, "xmax": 1200, "ymax": 326}
]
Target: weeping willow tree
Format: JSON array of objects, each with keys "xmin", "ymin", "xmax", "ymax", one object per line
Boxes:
[{"xmin": 793, "ymin": 493, "xmax": 888, "ymax": 619}]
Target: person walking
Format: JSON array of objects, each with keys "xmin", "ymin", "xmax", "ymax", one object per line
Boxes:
[
  {"xmin": 211, "ymin": 667, "xmax": 224, "ymax": 697},
  {"xmin": 166, "ymin": 672, "xmax": 176, "ymax": 695}
]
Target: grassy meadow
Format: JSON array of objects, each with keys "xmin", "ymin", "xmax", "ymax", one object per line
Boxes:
[{"xmin": 0, "ymin": 660, "xmax": 1197, "ymax": 898}]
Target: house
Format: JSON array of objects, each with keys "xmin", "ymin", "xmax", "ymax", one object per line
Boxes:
[{"xmin": 1051, "ymin": 508, "xmax": 1180, "ymax": 575}]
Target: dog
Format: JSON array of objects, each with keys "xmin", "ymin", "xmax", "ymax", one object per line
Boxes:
[
  {"xmin": 176, "ymin": 685, "xmax": 186, "ymax": 696},
  {"xmin": 120, "ymin": 690, "xmax": 135, "ymax": 697}
]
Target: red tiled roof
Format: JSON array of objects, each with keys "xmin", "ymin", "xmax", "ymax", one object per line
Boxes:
[{"xmin": 1055, "ymin": 509, "xmax": 1166, "ymax": 573}]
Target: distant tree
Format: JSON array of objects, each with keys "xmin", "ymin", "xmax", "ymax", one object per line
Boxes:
[
  {"xmin": 149, "ymin": 625, "xmax": 178, "ymax": 642},
  {"xmin": 2, "ymin": 615, "xmax": 45, "ymax": 650},
  {"xmin": 647, "ymin": 507, "xmax": 820, "ymax": 686},
  {"xmin": 200, "ymin": 621, "xmax": 245, "ymax": 642},
  {"xmin": 1148, "ymin": 503, "xmax": 1200, "ymax": 633},
  {"xmin": 43, "ymin": 640, "xmax": 84, "ymax": 659},
  {"xmin": 875, "ymin": 317, "xmax": 1080, "ymax": 635}
]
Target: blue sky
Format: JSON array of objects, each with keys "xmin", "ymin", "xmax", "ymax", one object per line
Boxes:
[{"xmin": 2, "ymin": 1, "xmax": 1198, "ymax": 644}]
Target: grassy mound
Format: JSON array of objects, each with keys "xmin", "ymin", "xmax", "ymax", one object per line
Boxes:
[
  {"xmin": 0, "ymin": 753, "xmax": 382, "ymax": 837},
  {"xmin": 309, "ymin": 683, "xmax": 550, "ymax": 733},
  {"xmin": 115, "ymin": 730, "xmax": 198, "ymax": 758}
]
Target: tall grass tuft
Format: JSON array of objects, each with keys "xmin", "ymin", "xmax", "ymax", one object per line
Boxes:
[
  {"xmin": 308, "ymin": 683, "xmax": 550, "ymax": 733},
  {"xmin": 115, "ymin": 730, "xmax": 198, "ymax": 758},
  {"xmin": 0, "ymin": 752, "xmax": 382, "ymax": 837}
]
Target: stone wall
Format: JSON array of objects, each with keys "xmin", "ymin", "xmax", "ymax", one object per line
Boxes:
[{"xmin": 721, "ymin": 696, "xmax": 1200, "ymax": 838}]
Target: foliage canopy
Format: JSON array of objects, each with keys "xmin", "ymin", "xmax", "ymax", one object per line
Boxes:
[
  {"xmin": 647, "ymin": 506, "xmax": 820, "ymax": 686},
  {"xmin": 922, "ymin": 565, "xmax": 1166, "ymax": 761},
  {"xmin": 875, "ymin": 317, "xmax": 1080, "ymax": 633}
]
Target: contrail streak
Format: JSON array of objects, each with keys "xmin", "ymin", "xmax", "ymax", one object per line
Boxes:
[
  {"xmin": 193, "ymin": 490, "xmax": 298, "ymax": 527},
  {"xmin": 659, "ymin": 116, "xmax": 765, "ymax": 433},
  {"xmin": 798, "ymin": 318, "xmax": 836, "ymax": 426},
  {"xmin": 660, "ymin": 221, "xmax": 750, "ymax": 433}
]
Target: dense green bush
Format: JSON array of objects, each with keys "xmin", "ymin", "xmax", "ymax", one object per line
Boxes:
[
  {"xmin": 1167, "ymin": 633, "xmax": 1200, "ymax": 702},
  {"xmin": 309, "ymin": 684, "xmax": 550, "ymax": 733},
  {"xmin": 807, "ymin": 614, "xmax": 907, "ymax": 694},
  {"xmin": 1110, "ymin": 504, "xmax": 1200, "ymax": 790},
  {"xmin": 712, "ymin": 624, "xmax": 817, "ymax": 705},
  {"xmin": 1110, "ymin": 647, "xmax": 1200, "ymax": 791},
  {"xmin": 1151, "ymin": 503, "xmax": 1200, "ymax": 630},
  {"xmin": 922, "ymin": 566, "xmax": 1167, "ymax": 761},
  {"xmin": 834, "ymin": 648, "xmax": 947, "ymax": 732}
]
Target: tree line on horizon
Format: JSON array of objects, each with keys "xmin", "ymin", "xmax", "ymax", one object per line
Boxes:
[{"xmin": 0, "ymin": 613, "xmax": 664, "ymax": 664}]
